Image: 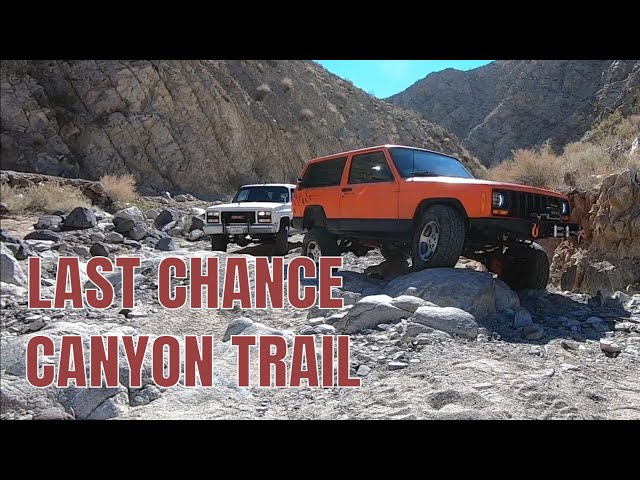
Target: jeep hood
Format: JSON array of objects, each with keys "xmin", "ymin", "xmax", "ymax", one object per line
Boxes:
[
  {"xmin": 206, "ymin": 202, "xmax": 288, "ymax": 211},
  {"xmin": 407, "ymin": 176, "xmax": 567, "ymax": 198}
]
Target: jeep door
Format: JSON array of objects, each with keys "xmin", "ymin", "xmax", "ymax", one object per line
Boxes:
[
  {"xmin": 298, "ymin": 156, "xmax": 347, "ymax": 231},
  {"xmin": 339, "ymin": 149, "xmax": 399, "ymax": 235}
]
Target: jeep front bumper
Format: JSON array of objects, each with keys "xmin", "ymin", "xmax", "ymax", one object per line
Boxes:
[
  {"xmin": 203, "ymin": 223, "xmax": 279, "ymax": 236},
  {"xmin": 468, "ymin": 218, "xmax": 581, "ymax": 242}
]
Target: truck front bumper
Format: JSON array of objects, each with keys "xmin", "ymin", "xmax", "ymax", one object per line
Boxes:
[
  {"xmin": 468, "ymin": 218, "xmax": 581, "ymax": 242},
  {"xmin": 203, "ymin": 223, "xmax": 279, "ymax": 236}
]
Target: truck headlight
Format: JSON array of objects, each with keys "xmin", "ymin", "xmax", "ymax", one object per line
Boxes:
[
  {"xmin": 492, "ymin": 191, "xmax": 507, "ymax": 208},
  {"xmin": 206, "ymin": 211, "xmax": 220, "ymax": 223},
  {"xmin": 257, "ymin": 211, "xmax": 272, "ymax": 223},
  {"xmin": 561, "ymin": 201, "xmax": 569, "ymax": 215}
]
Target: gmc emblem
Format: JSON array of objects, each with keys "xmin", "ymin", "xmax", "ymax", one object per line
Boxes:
[{"xmin": 231, "ymin": 215, "xmax": 243, "ymax": 220}]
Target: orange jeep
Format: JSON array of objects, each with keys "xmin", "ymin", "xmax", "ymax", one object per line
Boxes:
[{"xmin": 291, "ymin": 145, "xmax": 579, "ymax": 290}]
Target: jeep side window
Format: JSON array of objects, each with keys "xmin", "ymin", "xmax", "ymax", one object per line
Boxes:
[
  {"xmin": 302, "ymin": 156, "xmax": 347, "ymax": 188},
  {"xmin": 348, "ymin": 151, "xmax": 394, "ymax": 184}
]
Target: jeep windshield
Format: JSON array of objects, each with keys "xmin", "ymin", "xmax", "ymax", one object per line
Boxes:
[
  {"xmin": 389, "ymin": 147, "xmax": 474, "ymax": 179},
  {"xmin": 232, "ymin": 186, "xmax": 290, "ymax": 203}
]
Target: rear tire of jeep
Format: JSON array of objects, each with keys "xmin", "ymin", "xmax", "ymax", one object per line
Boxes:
[
  {"xmin": 500, "ymin": 243, "xmax": 550, "ymax": 291},
  {"xmin": 273, "ymin": 225, "xmax": 289, "ymax": 256},
  {"xmin": 411, "ymin": 205, "xmax": 464, "ymax": 271},
  {"xmin": 302, "ymin": 227, "xmax": 339, "ymax": 263},
  {"xmin": 211, "ymin": 234, "xmax": 228, "ymax": 252}
]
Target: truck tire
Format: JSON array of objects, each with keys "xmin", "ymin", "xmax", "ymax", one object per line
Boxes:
[
  {"xmin": 273, "ymin": 225, "xmax": 289, "ymax": 256},
  {"xmin": 302, "ymin": 227, "xmax": 339, "ymax": 263},
  {"xmin": 211, "ymin": 234, "xmax": 228, "ymax": 252},
  {"xmin": 411, "ymin": 204, "xmax": 464, "ymax": 270},
  {"xmin": 500, "ymin": 243, "xmax": 550, "ymax": 291}
]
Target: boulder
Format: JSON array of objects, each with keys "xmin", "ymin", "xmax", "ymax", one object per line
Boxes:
[
  {"xmin": 336, "ymin": 295, "xmax": 408, "ymax": 334},
  {"xmin": 114, "ymin": 218, "xmax": 135, "ymax": 233},
  {"xmin": 128, "ymin": 222, "xmax": 149, "ymax": 240},
  {"xmin": 1, "ymin": 243, "xmax": 27, "ymax": 286},
  {"xmin": 113, "ymin": 206, "xmax": 145, "ymax": 223},
  {"xmin": 174, "ymin": 194, "xmax": 188, "ymax": 202},
  {"xmin": 24, "ymin": 229, "xmax": 61, "ymax": 242},
  {"xmin": 35, "ymin": 215, "xmax": 63, "ymax": 230},
  {"xmin": 154, "ymin": 209, "xmax": 180, "ymax": 230},
  {"xmin": 62, "ymin": 207, "xmax": 97, "ymax": 230},
  {"xmin": 410, "ymin": 305, "xmax": 478, "ymax": 339},
  {"xmin": 188, "ymin": 229, "xmax": 204, "ymax": 241},
  {"xmin": 190, "ymin": 216, "xmax": 205, "ymax": 231},
  {"xmin": 105, "ymin": 232, "xmax": 124, "ymax": 243},
  {"xmin": 144, "ymin": 209, "xmax": 160, "ymax": 220},
  {"xmin": 90, "ymin": 242, "xmax": 110, "ymax": 257},
  {"xmin": 155, "ymin": 237, "xmax": 178, "ymax": 251},
  {"xmin": 385, "ymin": 268, "xmax": 516, "ymax": 321}
]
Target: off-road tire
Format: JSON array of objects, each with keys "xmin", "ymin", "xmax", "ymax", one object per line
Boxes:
[
  {"xmin": 302, "ymin": 227, "xmax": 339, "ymax": 262},
  {"xmin": 273, "ymin": 225, "xmax": 289, "ymax": 256},
  {"xmin": 411, "ymin": 205, "xmax": 465, "ymax": 270},
  {"xmin": 211, "ymin": 234, "xmax": 228, "ymax": 252},
  {"xmin": 500, "ymin": 242, "xmax": 550, "ymax": 291},
  {"xmin": 380, "ymin": 243, "xmax": 410, "ymax": 261}
]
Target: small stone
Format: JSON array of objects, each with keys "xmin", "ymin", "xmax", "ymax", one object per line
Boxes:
[
  {"xmin": 105, "ymin": 232, "xmax": 124, "ymax": 243},
  {"xmin": 308, "ymin": 318, "xmax": 325, "ymax": 326},
  {"xmin": 314, "ymin": 324, "xmax": 336, "ymax": 335},
  {"xmin": 168, "ymin": 226, "xmax": 183, "ymax": 237},
  {"xmin": 128, "ymin": 222, "xmax": 148, "ymax": 240},
  {"xmin": 145, "ymin": 209, "xmax": 160, "ymax": 220},
  {"xmin": 114, "ymin": 219, "xmax": 135, "ymax": 233},
  {"xmin": 175, "ymin": 194, "xmax": 188, "ymax": 202},
  {"xmin": 90, "ymin": 242, "xmax": 110, "ymax": 257},
  {"xmin": 90, "ymin": 232, "xmax": 105, "ymax": 242},
  {"xmin": 185, "ymin": 194, "xmax": 196, "ymax": 201},
  {"xmin": 187, "ymin": 229, "xmax": 204, "ymax": 241},
  {"xmin": 388, "ymin": 361, "xmax": 408, "ymax": 370},
  {"xmin": 600, "ymin": 339, "xmax": 622, "ymax": 354},
  {"xmin": 472, "ymin": 382, "xmax": 493, "ymax": 390},
  {"xmin": 522, "ymin": 324, "xmax": 545, "ymax": 340},
  {"xmin": 72, "ymin": 245, "xmax": 91, "ymax": 256},
  {"xmin": 370, "ymin": 345, "xmax": 380, "ymax": 352},
  {"xmin": 28, "ymin": 319, "xmax": 46, "ymax": 331},
  {"xmin": 560, "ymin": 363, "xmax": 579, "ymax": 372},
  {"xmin": 356, "ymin": 365, "xmax": 371, "ymax": 377},
  {"xmin": 298, "ymin": 325, "xmax": 315, "ymax": 335},
  {"xmin": 538, "ymin": 368, "xmax": 555, "ymax": 378}
]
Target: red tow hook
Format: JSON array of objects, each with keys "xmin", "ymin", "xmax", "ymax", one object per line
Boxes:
[{"xmin": 531, "ymin": 223, "xmax": 540, "ymax": 239}]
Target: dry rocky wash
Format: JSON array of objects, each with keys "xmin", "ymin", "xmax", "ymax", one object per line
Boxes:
[
  {"xmin": 1, "ymin": 187, "xmax": 638, "ymax": 420},
  {"xmin": 0, "ymin": 60, "xmax": 481, "ymax": 197}
]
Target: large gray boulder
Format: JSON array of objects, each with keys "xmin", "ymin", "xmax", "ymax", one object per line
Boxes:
[
  {"xmin": 0, "ymin": 243, "xmax": 27, "ymax": 286},
  {"xmin": 385, "ymin": 268, "xmax": 519, "ymax": 321},
  {"xmin": 62, "ymin": 207, "xmax": 97, "ymax": 230},
  {"xmin": 336, "ymin": 294, "xmax": 408, "ymax": 334},
  {"xmin": 410, "ymin": 306, "xmax": 478, "ymax": 339},
  {"xmin": 113, "ymin": 206, "xmax": 145, "ymax": 223},
  {"xmin": 154, "ymin": 209, "xmax": 181, "ymax": 230}
]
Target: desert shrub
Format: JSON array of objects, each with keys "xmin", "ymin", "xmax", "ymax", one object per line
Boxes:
[
  {"xmin": 281, "ymin": 77, "xmax": 293, "ymax": 91},
  {"xmin": 488, "ymin": 114, "xmax": 640, "ymax": 191},
  {"xmin": 100, "ymin": 174, "xmax": 137, "ymax": 202},
  {"xmin": 0, "ymin": 182, "xmax": 91, "ymax": 214},
  {"xmin": 300, "ymin": 109, "xmax": 315, "ymax": 121},
  {"xmin": 319, "ymin": 118, "xmax": 328, "ymax": 127},
  {"xmin": 255, "ymin": 83, "xmax": 272, "ymax": 101}
]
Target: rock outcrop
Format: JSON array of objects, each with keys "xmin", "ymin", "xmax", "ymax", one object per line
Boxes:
[
  {"xmin": 551, "ymin": 168, "xmax": 640, "ymax": 294},
  {"xmin": 1, "ymin": 60, "xmax": 482, "ymax": 198},
  {"xmin": 389, "ymin": 60, "xmax": 640, "ymax": 164}
]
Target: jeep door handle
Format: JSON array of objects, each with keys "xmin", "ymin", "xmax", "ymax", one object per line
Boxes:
[{"xmin": 341, "ymin": 187, "xmax": 352, "ymax": 192}]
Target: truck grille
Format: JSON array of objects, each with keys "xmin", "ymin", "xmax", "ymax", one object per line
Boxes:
[
  {"xmin": 509, "ymin": 191, "xmax": 563, "ymax": 220},
  {"xmin": 222, "ymin": 211, "xmax": 255, "ymax": 224}
]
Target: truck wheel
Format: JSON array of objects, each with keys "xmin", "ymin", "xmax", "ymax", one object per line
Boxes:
[
  {"xmin": 380, "ymin": 243, "xmax": 409, "ymax": 261},
  {"xmin": 500, "ymin": 243, "xmax": 549, "ymax": 291},
  {"xmin": 411, "ymin": 204, "xmax": 464, "ymax": 270},
  {"xmin": 302, "ymin": 227, "xmax": 339, "ymax": 263},
  {"xmin": 211, "ymin": 234, "xmax": 228, "ymax": 252},
  {"xmin": 273, "ymin": 225, "xmax": 289, "ymax": 256}
]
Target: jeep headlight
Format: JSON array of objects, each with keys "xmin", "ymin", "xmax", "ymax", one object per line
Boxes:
[
  {"xmin": 257, "ymin": 211, "xmax": 272, "ymax": 223},
  {"xmin": 206, "ymin": 211, "xmax": 220, "ymax": 223},
  {"xmin": 492, "ymin": 191, "xmax": 509, "ymax": 209}
]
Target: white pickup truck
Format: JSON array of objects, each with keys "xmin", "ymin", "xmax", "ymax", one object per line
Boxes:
[{"xmin": 203, "ymin": 183, "xmax": 297, "ymax": 255}]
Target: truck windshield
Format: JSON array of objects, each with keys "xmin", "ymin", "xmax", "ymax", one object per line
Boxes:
[
  {"xmin": 233, "ymin": 186, "xmax": 290, "ymax": 203},
  {"xmin": 389, "ymin": 147, "xmax": 474, "ymax": 179}
]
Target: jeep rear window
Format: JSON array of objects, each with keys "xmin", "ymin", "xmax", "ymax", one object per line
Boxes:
[
  {"xmin": 389, "ymin": 147, "xmax": 474, "ymax": 179},
  {"xmin": 302, "ymin": 156, "xmax": 347, "ymax": 188}
]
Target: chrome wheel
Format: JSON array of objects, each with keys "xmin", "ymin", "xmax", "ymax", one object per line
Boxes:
[
  {"xmin": 418, "ymin": 220, "xmax": 439, "ymax": 261},
  {"xmin": 306, "ymin": 240, "xmax": 321, "ymax": 263}
]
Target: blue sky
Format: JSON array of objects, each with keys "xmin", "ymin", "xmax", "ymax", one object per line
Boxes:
[{"xmin": 315, "ymin": 60, "xmax": 493, "ymax": 98}]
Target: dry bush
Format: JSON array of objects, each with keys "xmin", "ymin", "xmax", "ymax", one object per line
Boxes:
[
  {"xmin": 280, "ymin": 77, "xmax": 293, "ymax": 91},
  {"xmin": 1, "ymin": 182, "xmax": 91, "ymax": 214},
  {"xmin": 100, "ymin": 174, "xmax": 137, "ymax": 202},
  {"xmin": 255, "ymin": 83, "xmax": 272, "ymax": 100},
  {"xmin": 300, "ymin": 109, "xmax": 315, "ymax": 121},
  {"xmin": 488, "ymin": 114, "xmax": 640, "ymax": 191}
]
